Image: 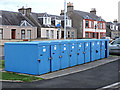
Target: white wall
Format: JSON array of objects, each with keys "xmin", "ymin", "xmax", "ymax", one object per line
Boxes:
[{"xmin": 41, "ymin": 28, "xmax": 61, "ymax": 39}]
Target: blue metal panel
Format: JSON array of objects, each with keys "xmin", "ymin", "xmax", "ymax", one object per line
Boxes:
[
  {"xmin": 38, "ymin": 45, "xmax": 50, "ymax": 75},
  {"xmin": 51, "ymin": 43, "xmax": 61, "ymax": 72},
  {"xmin": 100, "ymin": 40, "xmax": 105, "ymax": 59},
  {"xmin": 90, "ymin": 41, "xmax": 96, "ymax": 61},
  {"xmin": 85, "ymin": 42, "xmax": 90, "ymax": 63},
  {"xmin": 60, "ymin": 42, "xmax": 70, "ymax": 69},
  {"xmin": 77, "ymin": 42, "xmax": 84, "ymax": 65},
  {"xmin": 95, "ymin": 41, "xmax": 101, "ymax": 60},
  {"xmin": 5, "ymin": 43, "xmax": 39, "ymax": 75},
  {"xmin": 69, "ymin": 42, "xmax": 77, "ymax": 67}
]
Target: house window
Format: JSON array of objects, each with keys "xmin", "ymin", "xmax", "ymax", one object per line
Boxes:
[
  {"xmin": 0, "ymin": 29, "xmax": 3, "ymax": 39},
  {"xmin": 103, "ymin": 23, "xmax": 106, "ymax": 29},
  {"xmin": 89, "ymin": 33, "xmax": 92, "ymax": 38},
  {"xmin": 91, "ymin": 21, "xmax": 94, "ymax": 29},
  {"xmin": 86, "ymin": 32, "xmax": 88, "ymax": 38},
  {"xmin": 45, "ymin": 17, "xmax": 47, "ymax": 24},
  {"xmin": 71, "ymin": 32, "xmax": 74, "ymax": 38},
  {"xmin": 51, "ymin": 30, "xmax": 54, "ymax": 39},
  {"xmin": 27, "ymin": 30, "xmax": 31, "ymax": 39},
  {"xmin": 46, "ymin": 30, "xmax": 49, "ymax": 38},
  {"xmin": 85, "ymin": 20, "xmax": 89, "ymax": 28},
  {"xmin": 103, "ymin": 33, "xmax": 106, "ymax": 37},
  {"xmin": 100, "ymin": 23, "xmax": 103, "ymax": 29},
  {"xmin": 89, "ymin": 21, "xmax": 91, "ymax": 28},
  {"xmin": 21, "ymin": 29, "xmax": 25, "ymax": 39},
  {"xmin": 68, "ymin": 31, "xmax": 70, "ymax": 38},
  {"xmin": 100, "ymin": 33, "xmax": 103, "ymax": 38}
]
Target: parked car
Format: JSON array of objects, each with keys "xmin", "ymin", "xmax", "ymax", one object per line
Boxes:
[{"xmin": 109, "ymin": 38, "xmax": 120, "ymax": 55}]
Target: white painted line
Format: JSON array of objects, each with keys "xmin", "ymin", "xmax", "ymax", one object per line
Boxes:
[{"xmin": 97, "ymin": 82, "xmax": 120, "ymax": 90}]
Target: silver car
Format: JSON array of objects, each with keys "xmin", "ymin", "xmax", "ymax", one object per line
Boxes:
[{"xmin": 109, "ymin": 38, "xmax": 120, "ymax": 55}]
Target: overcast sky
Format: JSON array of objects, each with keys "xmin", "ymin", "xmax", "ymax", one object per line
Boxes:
[{"xmin": 0, "ymin": 0, "xmax": 120, "ymax": 22}]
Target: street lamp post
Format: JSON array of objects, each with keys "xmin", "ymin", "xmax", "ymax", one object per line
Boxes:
[{"xmin": 64, "ymin": 0, "xmax": 66, "ymax": 40}]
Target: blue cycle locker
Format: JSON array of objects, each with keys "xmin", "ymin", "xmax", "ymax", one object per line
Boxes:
[
  {"xmin": 84, "ymin": 40, "xmax": 91, "ymax": 63},
  {"xmin": 77, "ymin": 40, "xmax": 85, "ymax": 65},
  {"xmin": 95, "ymin": 40, "xmax": 101, "ymax": 60},
  {"xmin": 50, "ymin": 41, "xmax": 61, "ymax": 72},
  {"xmin": 69, "ymin": 40, "xmax": 77, "ymax": 67},
  {"xmin": 100, "ymin": 39, "xmax": 105, "ymax": 59},
  {"xmin": 90, "ymin": 40, "xmax": 96, "ymax": 62},
  {"xmin": 59, "ymin": 40, "xmax": 70, "ymax": 69},
  {"xmin": 5, "ymin": 42, "xmax": 51, "ymax": 75}
]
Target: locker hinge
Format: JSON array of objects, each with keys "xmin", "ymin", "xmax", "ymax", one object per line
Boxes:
[
  {"xmin": 83, "ymin": 52, "xmax": 85, "ymax": 54},
  {"xmin": 48, "ymin": 57, "xmax": 52, "ymax": 60}
]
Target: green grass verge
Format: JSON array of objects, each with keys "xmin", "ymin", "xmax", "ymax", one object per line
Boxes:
[
  {"xmin": 0, "ymin": 72, "xmax": 43, "ymax": 82},
  {"xmin": 0, "ymin": 60, "xmax": 43, "ymax": 82},
  {"xmin": 0, "ymin": 60, "xmax": 5, "ymax": 69}
]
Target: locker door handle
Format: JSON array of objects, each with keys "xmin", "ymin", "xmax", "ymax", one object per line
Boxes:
[
  {"xmin": 48, "ymin": 57, "xmax": 52, "ymax": 60},
  {"xmin": 40, "ymin": 54, "xmax": 43, "ymax": 56},
  {"xmin": 37, "ymin": 59, "xmax": 41, "ymax": 63},
  {"xmin": 69, "ymin": 54, "xmax": 72, "ymax": 57},
  {"xmin": 59, "ymin": 56, "xmax": 63, "ymax": 58},
  {"xmin": 53, "ymin": 53, "xmax": 55, "ymax": 54},
  {"xmin": 83, "ymin": 52, "xmax": 85, "ymax": 54},
  {"xmin": 96, "ymin": 50, "xmax": 98, "ymax": 53},
  {"xmin": 77, "ymin": 53, "xmax": 79, "ymax": 55}
]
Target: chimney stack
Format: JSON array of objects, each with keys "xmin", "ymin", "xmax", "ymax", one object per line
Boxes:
[
  {"xmin": 18, "ymin": 7, "xmax": 32, "ymax": 16},
  {"xmin": 67, "ymin": 2, "xmax": 74, "ymax": 12},
  {"xmin": 90, "ymin": 8, "xmax": 96, "ymax": 15},
  {"xmin": 60, "ymin": 10, "xmax": 64, "ymax": 15}
]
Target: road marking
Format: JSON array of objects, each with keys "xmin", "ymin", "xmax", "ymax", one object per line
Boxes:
[{"xmin": 97, "ymin": 82, "xmax": 120, "ymax": 90}]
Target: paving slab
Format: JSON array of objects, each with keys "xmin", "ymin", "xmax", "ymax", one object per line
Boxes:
[{"xmin": 37, "ymin": 56, "xmax": 120, "ymax": 79}]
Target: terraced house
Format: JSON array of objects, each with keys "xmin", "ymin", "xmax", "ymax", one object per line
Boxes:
[
  {"xmin": 0, "ymin": 7, "xmax": 77, "ymax": 40},
  {"xmin": 0, "ymin": 10, "xmax": 37, "ymax": 40},
  {"xmin": 67, "ymin": 2, "xmax": 106, "ymax": 39}
]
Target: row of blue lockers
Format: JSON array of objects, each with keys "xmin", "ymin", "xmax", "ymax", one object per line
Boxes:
[{"xmin": 5, "ymin": 39, "xmax": 109, "ymax": 75}]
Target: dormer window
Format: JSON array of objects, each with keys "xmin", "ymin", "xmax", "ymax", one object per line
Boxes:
[{"xmin": 43, "ymin": 17, "xmax": 51, "ymax": 25}]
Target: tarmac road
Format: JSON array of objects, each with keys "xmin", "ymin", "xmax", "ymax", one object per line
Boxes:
[{"xmin": 2, "ymin": 59, "xmax": 120, "ymax": 89}]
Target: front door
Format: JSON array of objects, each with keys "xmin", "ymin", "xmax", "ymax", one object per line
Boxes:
[
  {"xmin": 11, "ymin": 29, "xmax": 16, "ymax": 39},
  {"xmin": 57, "ymin": 31, "xmax": 59, "ymax": 39}
]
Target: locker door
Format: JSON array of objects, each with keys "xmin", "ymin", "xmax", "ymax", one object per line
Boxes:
[
  {"xmin": 51, "ymin": 44, "xmax": 60, "ymax": 72},
  {"xmin": 90, "ymin": 42, "xmax": 96, "ymax": 61},
  {"xmin": 69, "ymin": 43, "xmax": 77, "ymax": 67},
  {"xmin": 77, "ymin": 42, "xmax": 84, "ymax": 65},
  {"xmin": 85, "ymin": 42, "xmax": 90, "ymax": 63},
  {"xmin": 95, "ymin": 41, "xmax": 100, "ymax": 60},
  {"xmin": 38, "ymin": 45, "xmax": 50, "ymax": 75},
  {"xmin": 60, "ymin": 44, "xmax": 69, "ymax": 69},
  {"xmin": 100, "ymin": 41, "xmax": 105, "ymax": 59}
]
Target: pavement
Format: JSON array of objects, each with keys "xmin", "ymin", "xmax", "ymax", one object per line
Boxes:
[
  {"xmin": 37, "ymin": 56, "xmax": 120, "ymax": 79},
  {"xmin": 1, "ymin": 56, "xmax": 120, "ymax": 89}
]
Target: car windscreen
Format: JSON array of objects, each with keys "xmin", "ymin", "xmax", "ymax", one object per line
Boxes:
[{"xmin": 111, "ymin": 39, "xmax": 120, "ymax": 45}]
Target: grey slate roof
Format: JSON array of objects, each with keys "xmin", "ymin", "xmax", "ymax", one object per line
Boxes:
[
  {"xmin": 1, "ymin": 10, "xmax": 36, "ymax": 27},
  {"xmin": 73, "ymin": 10, "xmax": 105, "ymax": 21}
]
